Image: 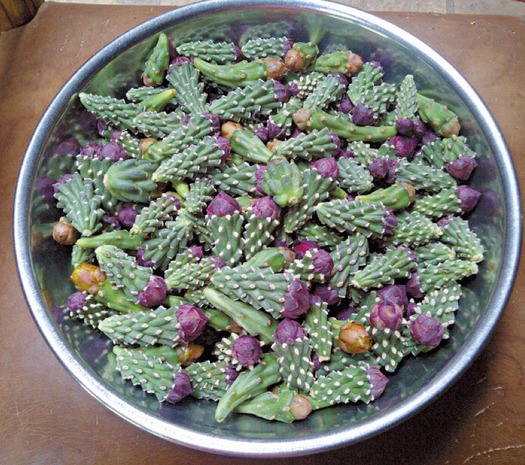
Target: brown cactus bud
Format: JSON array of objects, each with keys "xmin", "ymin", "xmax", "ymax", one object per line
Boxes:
[{"xmin": 52, "ymin": 218, "xmax": 79, "ymax": 245}]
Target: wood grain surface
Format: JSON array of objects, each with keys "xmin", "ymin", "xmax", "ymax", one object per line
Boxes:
[{"xmin": 0, "ymin": 3, "xmax": 523, "ymax": 464}]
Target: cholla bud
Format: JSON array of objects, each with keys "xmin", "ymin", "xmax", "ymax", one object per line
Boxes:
[
  {"xmin": 137, "ymin": 275, "xmax": 167, "ymax": 307},
  {"xmin": 206, "ymin": 191, "xmax": 241, "ymax": 217},
  {"xmin": 410, "ymin": 314, "xmax": 444, "ymax": 347},
  {"xmin": 231, "ymin": 335, "xmax": 262, "ymax": 366},
  {"xmin": 292, "ymin": 239, "xmax": 319, "ymax": 259},
  {"xmin": 338, "ymin": 321, "xmax": 372, "ymax": 354},
  {"xmin": 456, "ymin": 185, "xmax": 482, "ymax": 213},
  {"xmin": 165, "ymin": 370, "xmax": 193, "ymax": 404},
  {"xmin": 352, "ymin": 103, "xmax": 375, "ymax": 126},
  {"xmin": 366, "ymin": 365, "xmax": 389, "ymax": 399},
  {"xmin": 251, "ymin": 196, "xmax": 281, "ymax": 220},
  {"xmin": 176, "ymin": 304, "xmax": 208, "ymax": 343},
  {"xmin": 377, "ymin": 284, "xmax": 408, "ymax": 311},
  {"xmin": 312, "ymin": 157, "xmax": 340, "ymax": 180},
  {"xmin": 99, "ymin": 140, "xmax": 128, "ymax": 161},
  {"xmin": 274, "ymin": 318, "xmax": 306, "ymax": 345},
  {"xmin": 117, "ymin": 202, "xmax": 138, "ymax": 228},
  {"xmin": 70, "ymin": 263, "xmax": 107, "ymax": 294},
  {"xmin": 446, "ymin": 156, "xmax": 477, "ymax": 181},
  {"xmin": 311, "ymin": 249, "xmax": 334, "ymax": 276},
  {"xmin": 369, "ymin": 301, "xmax": 403, "ymax": 330},
  {"xmin": 282, "ymin": 279, "xmax": 311, "ymax": 318},
  {"xmin": 53, "ymin": 218, "xmax": 79, "ymax": 245}
]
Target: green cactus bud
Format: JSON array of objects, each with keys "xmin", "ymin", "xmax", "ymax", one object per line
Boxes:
[
  {"xmin": 309, "ymin": 50, "xmax": 363, "ymax": 76},
  {"xmin": 176, "ymin": 39, "xmax": 238, "ymax": 64},
  {"xmin": 76, "ymin": 230, "xmax": 143, "ymax": 250},
  {"xmin": 95, "ymin": 245, "xmax": 152, "ymax": 302},
  {"xmin": 384, "ymin": 211, "xmax": 442, "ymax": 248},
  {"xmin": 411, "ymin": 188, "xmax": 463, "ymax": 218},
  {"xmin": 309, "ymin": 363, "xmax": 372, "ymax": 409},
  {"xmin": 329, "ymin": 233, "xmax": 369, "ymax": 297},
  {"xmin": 352, "ymin": 246, "xmax": 416, "ymax": 290},
  {"xmin": 126, "ymin": 85, "xmax": 172, "ymax": 103},
  {"xmin": 153, "ymin": 136, "xmax": 224, "ymax": 183},
  {"xmin": 418, "ymin": 259, "xmax": 478, "ymax": 294},
  {"xmin": 316, "ymin": 198, "xmax": 393, "ymax": 238},
  {"xmin": 297, "ymin": 108, "xmax": 397, "ymax": 142},
  {"xmin": 261, "ymin": 158, "xmax": 304, "ymax": 207},
  {"xmin": 355, "ymin": 183, "xmax": 415, "ymax": 211},
  {"xmin": 417, "ymin": 93, "xmax": 461, "ymax": 137},
  {"xmin": 142, "ymin": 32, "xmax": 170, "ymax": 87},
  {"xmin": 273, "ymin": 128, "xmax": 338, "ymax": 161},
  {"xmin": 211, "ymin": 265, "xmax": 294, "ymax": 319},
  {"xmin": 235, "ymin": 385, "xmax": 312, "ymax": 422},
  {"xmin": 207, "ymin": 210, "xmax": 244, "ymax": 266},
  {"xmin": 130, "ymin": 193, "xmax": 179, "ymax": 237},
  {"xmin": 202, "ymin": 287, "xmax": 278, "ymax": 344},
  {"xmin": 414, "ymin": 242, "xmax": 456, "ymax": 265},
  {"xmin": 273, "ymin": 335, "xmax": 315, "ymax": 393},
  {"xmin": 132, "ymin": 109, "xmax": 186, "ymax": 138},
  {"xmin": 229, "ymin": 128, "xmax": 274, "ymax": 163},
  {"xmin": 241, "ymin": 36, "xmax": 288, "ymax": 60},
  {"xmin": 78, "ymin": 92, "xmax": 142, "ymax": 132},
  {"xmin": 304, "ymin": 299, "xmax": 333, "ymax": 362},
  {"xmin": 244, "ymin": 247, "xmax": 295, "ymax": 272},
  {"xmin": 187, "ymin": 360, "xmax": 230, "ymax": 401},
  {"xmin": 394, "ymin": 74, "xmax": 419, "ymax": 121},
  {"xmin": 337, "ymin": 158, "xmax": 374, "ymax": 194},
  {"xmin": 194, "ymin": 57, "xmax": 286, "ymax": 88},
  {"xmin": 113, "ymin": 345, "xmax": 180, "ymax": 401},
  {"xmin": 303, "ymin": 74, "xmax": 345, "ymax": 110},
  {"xmin": 298, "ymin": 222, "xmax": 344, "ymax": 248},
  {"xmin": 242, "ymin": 203, "xmax": 281, "ymax": 260},
  {"xmin": 139, "ymin": 88, "xmax": 177, "ymax": 112},
  {"xmin": 420, "ymin": 135, "xmax": 476, "ymax": 169},
  {"xmin": 71, "ymin": 244, "xmax": 95, "ymax": 268},
  {"xmin": 345, "ymin": 140, "xmax": 383, "ymax": 166},
  {"xmin": 75, "ymin": 155, "xmax": 121, "ymax": 213},
  {"xmin": 54, "ymin": 173, "xmax": 105, "ymax": 237},
  {"xmin": 210, "ymin": 162, "xmax": 258, "ymax": 197},
  {"xmin": 165, "ymin": 61, "xmax": 208, "ymax": 114},
  {"xmin": 215, "ymin": 354, "xmax": 281, "ymax": 422},
  {"xmin": 184, "ymin": 179, "xmax": 217, "ymax": 215},
  {"xmin": 165, "ymin": 257, "xmax": 217, "ymax": 291},
  {"xmin": 209, "ymin": 79, "xmax": 283, "ymax": 122},
  {"xmin": 439, "ymin": 217, "xmax": 484, "ymax": 263},
  {"xmin": 103, "ymin": 158, "xmax": 157, "ymax": 203},
  {"xmin": 99, "ymin": 306, "xmax": 181, "ymax": 347},
  {"xmin": 395, "ymin": 159, "xmax": 456, "ymax": 192},
  {"xmin": 283, "ymin": 168, "xmax": 337, "ymax": 233}
]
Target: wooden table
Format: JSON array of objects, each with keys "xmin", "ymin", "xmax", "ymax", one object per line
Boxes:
[{"xmin": 1, "ymin": 3, "xmax": 523, "ymax": 464}]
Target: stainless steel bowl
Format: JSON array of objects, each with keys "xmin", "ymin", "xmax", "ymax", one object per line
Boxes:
[{"xmin": 13, "ymin": 0, "xmax": 522, "ymax": 457}]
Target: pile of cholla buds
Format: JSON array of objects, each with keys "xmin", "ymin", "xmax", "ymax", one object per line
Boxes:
[{"xmin": 49, "ymin": 22, "xmax": 484, "ymax": 423}]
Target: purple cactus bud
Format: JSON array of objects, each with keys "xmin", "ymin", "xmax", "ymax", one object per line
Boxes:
[
  {"xmin": 99, "ymin": 141, "xmax": 128, "ymax": 161},
  {"xmin": 311, "ymin": 157, "xmax": 339, "ymax": 180},
  {"xmin": 187, "ymin": 245, "xmax": 204, "ymax": 260},
  {"xmin": 165, "ymin": 370, "xmax": 192, "ymax": 404},
  {"xmin": 311, "ymin": 352, "xmax": 321, "ymax": 372},
  {"xmin": 370, "ymin": 49, "xmax": 394, "ymax": 71},
  {"xmin": 67, "ymin": 291, "xmax": 87, "ymax": 313},
  {"xmin": 422, "ymin": 130, "xmax": 439, "ymax": 145},
  {"xmin": 273, "ymin": 80, "xmax": 291, "ymax": 103},
  {"xmin": 405, "ymin": 301, "xmax": 418, "ymax": 317},
  {"xmin": 214, "ymin": 135, "xmax": 232, "ymax": 159},
  {"xmin": 225, "ymin": 363, "xmax": 240, "ymax": 385},
  {"xmin": 206, "ymin": 191, "xmax": 241, "ymax": 217},
  {"xmin": 232, "ymin": 44, "xmax": 243, "ymax": 62},
  {"xmin": 172, "ymin": 56, "xmax": 193, "ymax": 66},
  {"xmin": 56, "ymin": 137, "xmax": 81, "ymax": 156},
  {"xmin": 111, "ymin": 130, "xmax": 123, "ymax": 141},
  {"xmin": 445, "ymin": 156, "xmax": 477, "ymax": 181},
  {"xmin": 329, "ymin": 72, "xmax": 349, "ymax": 87},
  {"xmin": 377, "ymin": 284, "xmax": 408, "ymax": 311},
  {"xmin": 395, "ymin": 118, "xmax": 415, "ymax": 136},
  {"xmin": 35, "ymin": 176, "xmax": 56, "ymax": 201},
  {"xmin": 406, "ymin": 272, "xmax": 425, "ymax": 299},
  {"xmin": 410, "ymin": 314, "xmax": 444, "ymax": 347},
  {"xmin": 352, "ymin": 103, "xmax": 376, "ymax": 126},
  {"xmin": 413, "ymin": 118, "xmax": 427, "ymax": 139},
  {"xmin": 80, "ymin": 141, "xmax": 103, "ymax": 158},
  {"xmin": 102, "ymin": 214, "xmax": 121, "ymax": 230},
  {"xmin": 335, "ymin": 306, "xmax": 357, "ymax": 320},
  {"xmin": 251, "ymin": 196, "xmax": 281, "ymax": 220},
  {"xmin": 210, "ymin": 256, "xmax": 227, "ymax": 269},
  {"xmin": 176, "ymin": 304, "xmax": 208, "ymax": 343},
  {"xmin": 383, "ymin": 208, "xmax": 398, "ymax": 236},
  {"xmin": 385, "ymin": 158, "xmax": 400, "ymax": 184},
  {"xmin": 97, "ymin": 119, "xmax": 109, "ymax": 136},
  {"xmin": 117, "ymin": 202, "xmax": 137, "ymax": 228},
  {"xmin": 231, "ymin": 335, "xmax": 262, "ymax": 366},
  {"xmin": 136, "ymin": 248, "xmax": 154, "ymax": 267},
  {"xmin": 271, "ymin": 238, "xmax": 290, "ymax": 248},
  {"xmin": 288, "ymin": 81, "xmax": 300, "ymax": 96},
  {"xmin": 292, "ymin": 239, "xmax": 319, "ymax": 259},
  {"xmin": 274, "ymin": 318, "xmax": 306, "ymax": 345},
  {"xmin": 255, "ymin": 164, "xmax": 268, "ymax": 196},
  {"xmin": 282, "ymin": 39, "xmax": 294, "ymax": 56},
  {"xmin": 52, "ymin": 173, "xmax": 74, "ymax": 194},
  {"xmin": 368, "ymin": 60, "xmax": 384, "ymax": 73},
  {"xmin": 436, "ymin": 215, "xmax": 454, "ymax": 228},
  {"xmin": 390, "ymin": 135, "xmax": 418, "ymax": 160},
  {"xmin": 311, "ymin": 249, "xmax": 334, "ymax": 276},
  {"xmin": 309, "ymin": 293, "xmax": 323, "ymax": 307},
  {"xmin": 456, "ymin": 185, "xmax": 482, "ymax": 214},
  {"xmin": 370, "ymin": 301, "xmax": 403, "ymax": 330},
  {"xmin": 138, "ymin": 275, "xmax": 167, "ymax": 307},
  {"xmin": 267, "ymin": 122, "xmax": 286, "ymax": 140},
  {"xmin": 366, "ymin": 365, "xmax": 389, "ymax": 399},
  {"xmin": 164, "ymin": 193, "xmax": 181, "ymax": 210},
  {"xmin": 203, "ymin": 112, "xmax": 221, "ymax": 133},
  {"xmin": 253, "ymin": 125, "xmax": 269, "ymax": 142},
  {"xmin": 313, "ymin": 284, "xmax": 341, "ymax": 305},
  {"xmin": 282, "ymin": 279, "xmax": 311, "ymax": 319},
  {"xmin": 290, "ymin": 128, "xmax": 303, "ymax": 139},
  {"xmin": 367, "ymin": 157, "xmax": 389, "ymax": 180},
  {"xmin": 339, "ymin": 94, "xmax": 354, "ymax": 114}
]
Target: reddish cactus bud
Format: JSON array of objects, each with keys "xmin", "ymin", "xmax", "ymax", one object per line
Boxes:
[
  {"xmin": 206, "ymin": 191, "xmax": 242, "ymax": 217},
  {"xmin": 53, "ymin": 218, "xmax": 79, "ymax": 245},
  {"xmin": 251, "ymin": 196, "xmax": 281, "ymax": 220},
  {"xmin": 231, "ymin": 335, "xmax": 262, "ymax": 366},
  {"xmin": 456, "ymin": 185, "xmax": 482, "ymax": 214},
  {"xmin": 176, "ymin": 304, "xmax": 208, "ymax": 343},
  {"xmin": 282, "ymin": 279, "xmax": 311, "ymax": 318},
  {"xmin": 338, "ymin": 321, "xmax": 373, "ymax": 354},
  {"xmin": 445, "ymin": 156, "xmax": 477, "ymax": 181},
  {"xmin": 117, "ymin": 202, "xmax": 138, "ymax": 228},
  {"xmin": 369, "ymin": 301, "xmax": 403, "ymax": 330},
  {"xmin": 274, "ymin": 318, "xmax": 306, "ymax": 345},
  {"xmin": 312, "ymin": 157, "xmax": 339, "ymax": 180},
  {"xmin": 138, "ymin": 275, "xmax": 167, "ymax": 307},
  {"xmin": 366, "ymin": 365, "xmax": 389, "ymax": 399},
  {"xmin": 165, "ymin": 370, "xmax": 193, "ymax": 404},
  {"xmin": 410, "ymin": 314, "xmax": 444, "ymax": 347}
]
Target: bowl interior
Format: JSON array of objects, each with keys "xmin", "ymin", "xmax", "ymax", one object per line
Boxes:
[{"xmin": 16, "ymin": 0, "xmax": 519, "ymax": 456}]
